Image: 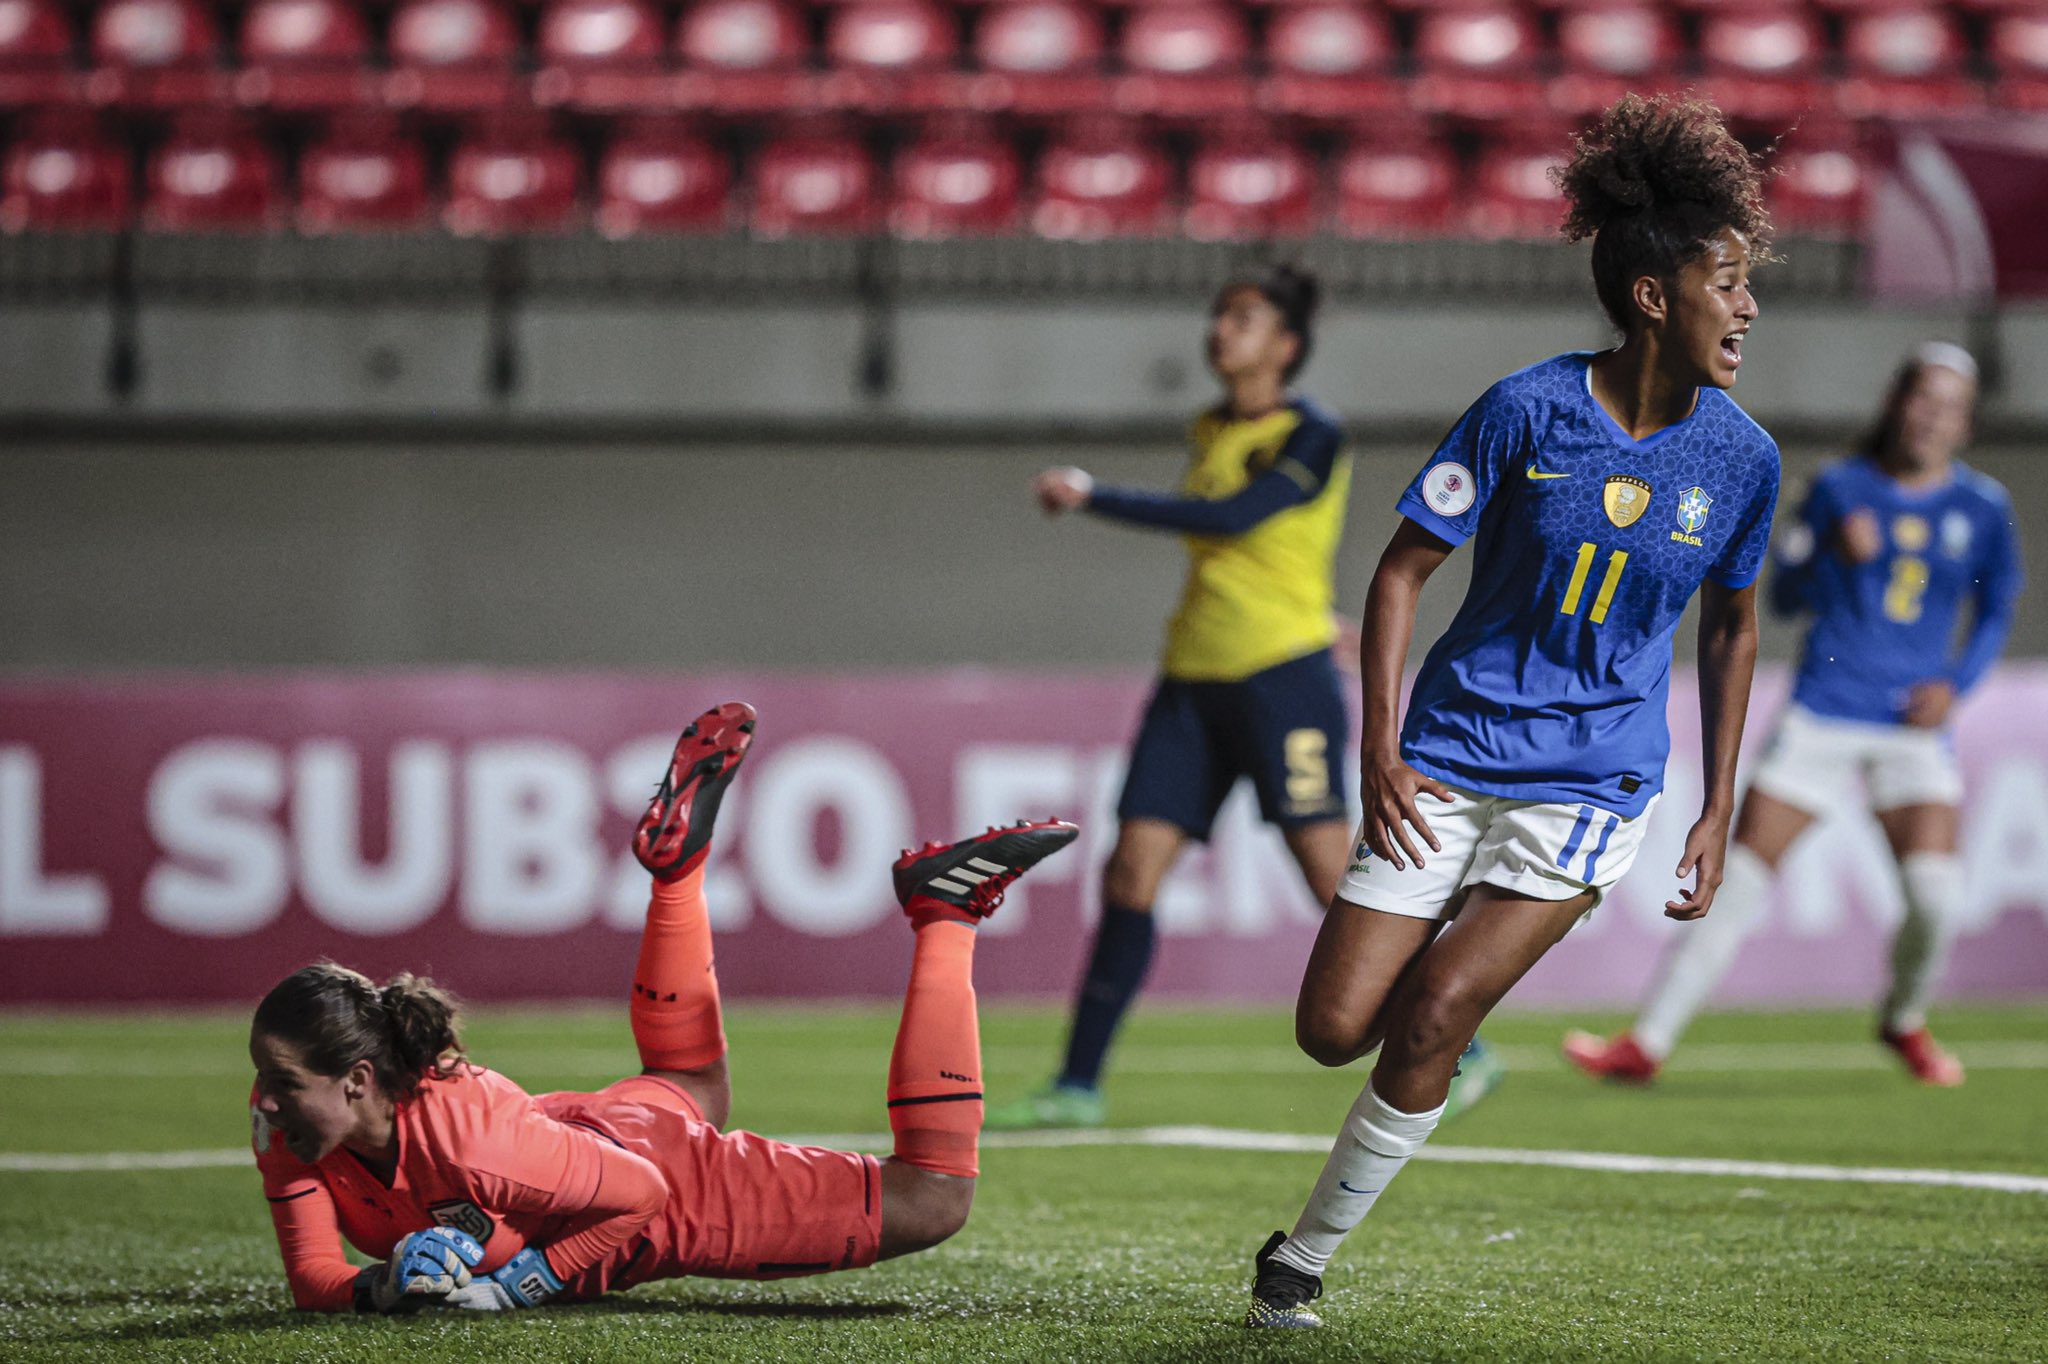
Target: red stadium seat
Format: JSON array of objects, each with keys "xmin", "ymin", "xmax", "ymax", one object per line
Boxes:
[
  {"xmin": 1466, "ymin": 133, "xmax": 1569, "ymax": 240},
  {"xmin": 534, "ymin": 0, "xmax": 668, "ymax": 110},
  {"xmin": 819, "ymin": 0, "xmax": 958, "ymax": 112},
  {"xmin": 595, "ymin": 118, "xmax": 730, "ymax": 235},
  {"xmin": 1411, "ymin": 2, "xmax": 1546, "ymax": 122},
  {"xmin": 1331, "ymin": 136, "xmax": 1457, "ymax": 238},
  {"xmin": 674, "ymin": 0, "xmax": 810, "ymax": 114},
  {"xmin": 1116, "ymin": 2, "xmax": 1252, "ymax": 117},
  {"xmin": 1, "ymin": 110, "xmax": 130, "ymax": 231},
  {"xmin": 1989, "ymin": 10, "xmax": 2048, "ymax": 111},
  {"xmin": 1030, "ymin": 120, "xmax": 1173, "ymax": 238},
  {"xmin": 968, "ymin": 0, "xmax": 1106, "ymax": 116},
  {"xmin": 235, "ymin": 0, "xmax": 375, "ymax": 111},
  {"xmin": 1770, "ymin": 139, "xmax": 1867, "ymax": 237},
  {"xmin": 444, "ymin": 114, "xmax": 582, "ymax": 234},
  {"xmin": 143, "ymin": 110, "xmax": 279, "ymax": 231},
  {"xmin": 1549, "ymin": 2, "xmax": 1683, "ymax": 117},
  {"xmin": 1837, "ymin": 5, "xmax": 1982, "ymax": 117},
  {"xmin": 1184, "ymin": 130, "xmax": 1313, "ymax": 240},
  {"xmin": 1259, "ymin": 1, "xmax": 1401, "ymax": 119},
  {"xmin": 1696, "ymin": 5, "xmax": 1825, "ymax": 123},
  {"xmin": 297, "ymin": 113, "xmax": 431, "ymax": 232},
  {"xmin": 749, "ymin": 127, "xmax": 879, "ymax": 235},
  {"xmin": 891, "ymin": 122, "xmax": 1021, "ymax": 236},
  {"xmin": 385, "ymin": 0, "xmax": 520, "ymax": 112},
  {"xmin": 88, "ymin": 0, "xmax": 227, "ymax": 106},
  {"xmin": 0, "ymin": 0, "xmax": 82, "ymax": 107}
]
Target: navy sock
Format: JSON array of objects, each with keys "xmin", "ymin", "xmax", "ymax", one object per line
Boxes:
[{"xmin": 1056, "ymin": 902, "xmax": 1158, "ymax": 1091}]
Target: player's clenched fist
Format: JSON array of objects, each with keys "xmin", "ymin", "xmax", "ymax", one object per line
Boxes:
[{"xmin": 353, "ymin": 1226, "xmax": 486, "ymax": 1315}]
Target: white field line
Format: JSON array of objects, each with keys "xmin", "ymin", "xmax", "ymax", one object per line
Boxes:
[
  {"xmin": 7, "ymin": 1040, "xmax": 2048, "ymax": 1078},
  {"xmin": 6, "ymin": 1127, "xmax": 2046, "ymax": 1194}
]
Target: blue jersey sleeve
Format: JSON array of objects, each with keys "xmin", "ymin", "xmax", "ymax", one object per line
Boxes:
[
  {"xmin": 1708, "ymin": 442, "xmax": 1781, "ymax": 590},
  {"xmin": 1767, "ymin": 475, "xmax": 1839, "ymax": 617},
  {"xmin": 1394, "ymin": 382, "xmax": 1524, "ymax": 547},
  {"xmin": 1949, "ymin": 501, "xmax": 2024, "ymax": 694},
  {"xmin": 1085, "ymin": 411, "xmax": 1340, "ymax": 537}
]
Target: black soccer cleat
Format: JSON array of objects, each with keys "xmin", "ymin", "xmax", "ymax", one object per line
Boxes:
[
  {"xmin": 633, "ymin": 702, "xmax": 756, "ymax": 881},
  {"xmin": 892, "ymin": 819, "xmax": 1079, "ymax": 923},
  {"xmin": 1244, "ymin": 1230, "xmax": 1324, "ymax": 1329}
]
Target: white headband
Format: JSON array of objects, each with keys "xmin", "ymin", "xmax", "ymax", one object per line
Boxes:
[{"xmin": 1913, "ymin": 341, "xmax": 1978, "ymax": 381}]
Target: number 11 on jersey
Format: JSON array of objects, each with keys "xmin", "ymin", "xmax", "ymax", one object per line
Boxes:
[{"xmin": 1560, "ymin": 542, "xmax": 1629, "ymax": 624}]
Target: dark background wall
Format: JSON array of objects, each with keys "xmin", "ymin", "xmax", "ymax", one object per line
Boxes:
[{"xmin": 4, "ymin": 437, "xmax": 2036, "ymax": 673}]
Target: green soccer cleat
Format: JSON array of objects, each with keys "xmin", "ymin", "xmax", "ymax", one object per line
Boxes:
[
  {"xmin": 983, "ymin": 1083, "xmax": 1106, "ymax": 1131},
  {"xmin": 1244, "ymin": 1231, "xmax": 1323, "ymax": 1329},
  {"xmin": 1443, "ymin": 1037, "xmax": 1504, "ymax": 1121}
]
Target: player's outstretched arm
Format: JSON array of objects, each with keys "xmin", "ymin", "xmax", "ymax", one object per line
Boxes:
[
  {"xmin": 1357, "ymin": 520, "xmax": 1455, "ymax": 871},
  {"xmin": 1669, "ymin": 580, "xmax": 1760, "ymax": 920}
]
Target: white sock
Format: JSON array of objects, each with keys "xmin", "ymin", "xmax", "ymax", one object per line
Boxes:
[
  {"xmin": 1882, "ymin": 853, "xmax": 1965, "ymax": 1034},
  {"xmin": 1633, "ymin": 844, "xmax": 1773, "ymax": 1060},
  {"xmin": 1268, "ymin": 1081, "xmax": 1443, "ymax": 1277}
]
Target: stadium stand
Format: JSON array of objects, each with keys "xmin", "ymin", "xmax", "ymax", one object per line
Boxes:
[
  {"xmin": 0, "ymin": 0, "xmax": 2032, "ymax": 239},
  {"xmin": 297, "ymin": 111, "xmax": 432, "ymax": 231}
]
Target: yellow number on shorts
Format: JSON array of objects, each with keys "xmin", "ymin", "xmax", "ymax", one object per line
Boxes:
[
  {"xmin": 1560, "ymin": 542, "xmax": 1630, "ymax": 625},
  {"xmin": 1284, "ymin": 729, "xmax": 1329, "ymax": 806},
  {"xmin": 1883, "ymin": 554, "xmax": 1930, "ymax": 624}
]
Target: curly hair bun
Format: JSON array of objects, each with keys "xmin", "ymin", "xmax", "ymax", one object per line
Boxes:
[{"xmin": 1555, "ymin": 92, "xmax": 1771, "ymax": 245}]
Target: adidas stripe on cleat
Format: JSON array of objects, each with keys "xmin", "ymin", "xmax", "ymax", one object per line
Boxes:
[
  {"xmin": 1244, "ymin": 1230, "xmax": 1322, "ymax": 1329},
  {"xmin": 893, "ymin": 819, "xmax": 1079, "ymax": 923},
  {"xmin": 633, "ymin": 701, "xmax": 756, "ymax": 882}
]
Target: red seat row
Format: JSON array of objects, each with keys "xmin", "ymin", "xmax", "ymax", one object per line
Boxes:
[
  {"xmin": 0, "ymin": 0, "xmax": 2044, "ymax": 119},
  {"xmin": 0, "ymin": 107, "xmax": 1871, "ymax": 238}
]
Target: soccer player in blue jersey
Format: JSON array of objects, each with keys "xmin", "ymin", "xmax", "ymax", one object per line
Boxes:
[
  {"xmin": 1565, "ymin": 343, "xmax": 2024, "ymax": 1088},
  {"xmin": 1243, "ymin": 94, "xmax": 1780, "ymax": 1328}
]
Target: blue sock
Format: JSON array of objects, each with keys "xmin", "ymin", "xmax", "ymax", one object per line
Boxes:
[{"xmin": 1056, "ymin": 902, "xmax": 1157, "ymax": 1092}]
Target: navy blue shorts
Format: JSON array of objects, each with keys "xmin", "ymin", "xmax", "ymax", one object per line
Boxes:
[{"xmin": 1116, "ymin": 648, "xmax": 1351, "ymax": 842}]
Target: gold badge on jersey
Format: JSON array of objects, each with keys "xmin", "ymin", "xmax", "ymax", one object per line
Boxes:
[
  {"xmin": 1893, "ymin": 514, "xmax": 1931, "ymax": 552},
  {"xmin": 1603, "ymin": 475, "xmax": 1653, "ymax": 528}
]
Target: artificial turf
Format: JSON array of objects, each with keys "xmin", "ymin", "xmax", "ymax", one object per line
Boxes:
[{"xmin": 3, "ymin": 1002, "xmax": 2043, "ymax": 1363}]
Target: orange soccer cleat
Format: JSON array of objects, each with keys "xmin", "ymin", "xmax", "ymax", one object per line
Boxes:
[
  {"xmin": 1561, "ymin": 1029, "xmax": 1662, "ymax": 1084},
  {"xmin": 1879, "ymin": 1026, "xmax": 1965, "ymax": 1087},
  {"xmin": 633, "ymin": 701, "xmax": 756, "ymax": 881}
]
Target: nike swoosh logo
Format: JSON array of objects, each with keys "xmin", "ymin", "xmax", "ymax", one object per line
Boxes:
[
  {"xmin": 1526, "ymin": 466, "xmax": 1570, "ymax": 480},
  {"xmin": 1338, "ymin": 1182, "xmax": 1382, "ymax": 1195}
]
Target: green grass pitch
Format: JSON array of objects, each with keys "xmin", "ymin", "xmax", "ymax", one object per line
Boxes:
[{"xmin": 3, "ymin": 1001, "xmax": 2045, "ymax": 1363}]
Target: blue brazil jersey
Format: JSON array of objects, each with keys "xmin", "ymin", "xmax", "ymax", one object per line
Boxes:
[
  {"xmin": 1775, "ymin": 455, "xmax": 2023, "ymax": 725},
  {"xmin": 1395, "ymin": 353, "xmax": 1781, "ymax": 817}
]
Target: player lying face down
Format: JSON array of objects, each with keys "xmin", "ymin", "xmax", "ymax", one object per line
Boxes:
[
  {"xmin": 248, "ymin": 703, "xmax": 1077, "ymax": 1315},
  {"xmin": 1245, "ymin": 94, "xmax": 1781, "ymax": 1328}
]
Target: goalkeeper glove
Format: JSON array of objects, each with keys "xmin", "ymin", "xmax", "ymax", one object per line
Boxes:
[
  {"xmin": 353, "ymin": 1226, "xmax": 486, "ymax": 1315},
  {"xmin": 439, "ymin": 1246, "xmax": 566, "ymax": 1312}
]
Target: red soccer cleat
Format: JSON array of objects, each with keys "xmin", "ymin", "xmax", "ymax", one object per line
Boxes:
[
  {"xmin": 1879, "ymin": 1026, "xmax": 1965, "ymax": 1087},
  {"xmin": 893, "ymin": 819, "xmax": 1079, "ymax": 925},
  {"xmin": 633, "ymin": 702, "xmax": 756, "ymax": 881},
  {"xmin": 1561, "ymin": 1030, "xmax": 1662, "ymax": 1085}
]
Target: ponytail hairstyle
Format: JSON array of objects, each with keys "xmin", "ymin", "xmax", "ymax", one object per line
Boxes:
[
  {"xmin": 253, "ymin": 962, "xmax": 466, "ymax": 1101},
  {"xmin": 1222, "ymin": 262, "xmax": 1322, "ymax": 380},
  {"xmin": 1553, "ymin": 93, "xmax": 1775, "ymax": 334},
  {"xmin": 1855, "ymin": 341, "xmax": 1980, "ymax": 458}
]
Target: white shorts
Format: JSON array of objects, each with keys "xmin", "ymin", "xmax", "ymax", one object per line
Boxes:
[
  {"xmin": 1747, "ymin": 704, "xmax": 1965, "ymax": 816},
  {"xmin": 1335, "ymin": 783, "xmax": 1658, "ymax": 921}
]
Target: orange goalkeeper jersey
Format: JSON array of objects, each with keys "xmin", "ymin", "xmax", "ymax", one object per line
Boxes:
[{"xmin": 251, "ymin": 1066, "xmax": 668, "ymax": 1311}]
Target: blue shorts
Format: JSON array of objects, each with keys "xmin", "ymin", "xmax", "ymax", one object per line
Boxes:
[{"xmin": 1117, "ymin": 648, "xmax": 1351, "ymax": 842}]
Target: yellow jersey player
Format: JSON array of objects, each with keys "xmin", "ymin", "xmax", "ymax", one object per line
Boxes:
[{"xmin": 993, "ymin": 266, "xmax": 1501, "ymax": 1129}]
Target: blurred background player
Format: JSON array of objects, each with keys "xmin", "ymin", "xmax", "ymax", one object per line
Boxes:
[
  {"xmin": 250, "ymin": 701, "xmax": 1077, "ymax": 1312},
  {"xmin": 1244, "ymin": 94, "xmax": 1778, "ymax": 1328},
  {"xmin": 1564, "ymin": 343, "xmax": 2024, "ymax": 1088},
  {"xmin": 991, "ymin": 266, "xmax": 1502, "ymax": 1130}
]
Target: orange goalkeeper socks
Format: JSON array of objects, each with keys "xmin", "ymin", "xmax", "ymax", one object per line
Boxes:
[
  {"xmin": 629, "ymin": 865, "xmax": 727, "ymax": 1072},
  {"xmin": 886, "ymin": 919, "xmax": 983, "ymax": 1179}
]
